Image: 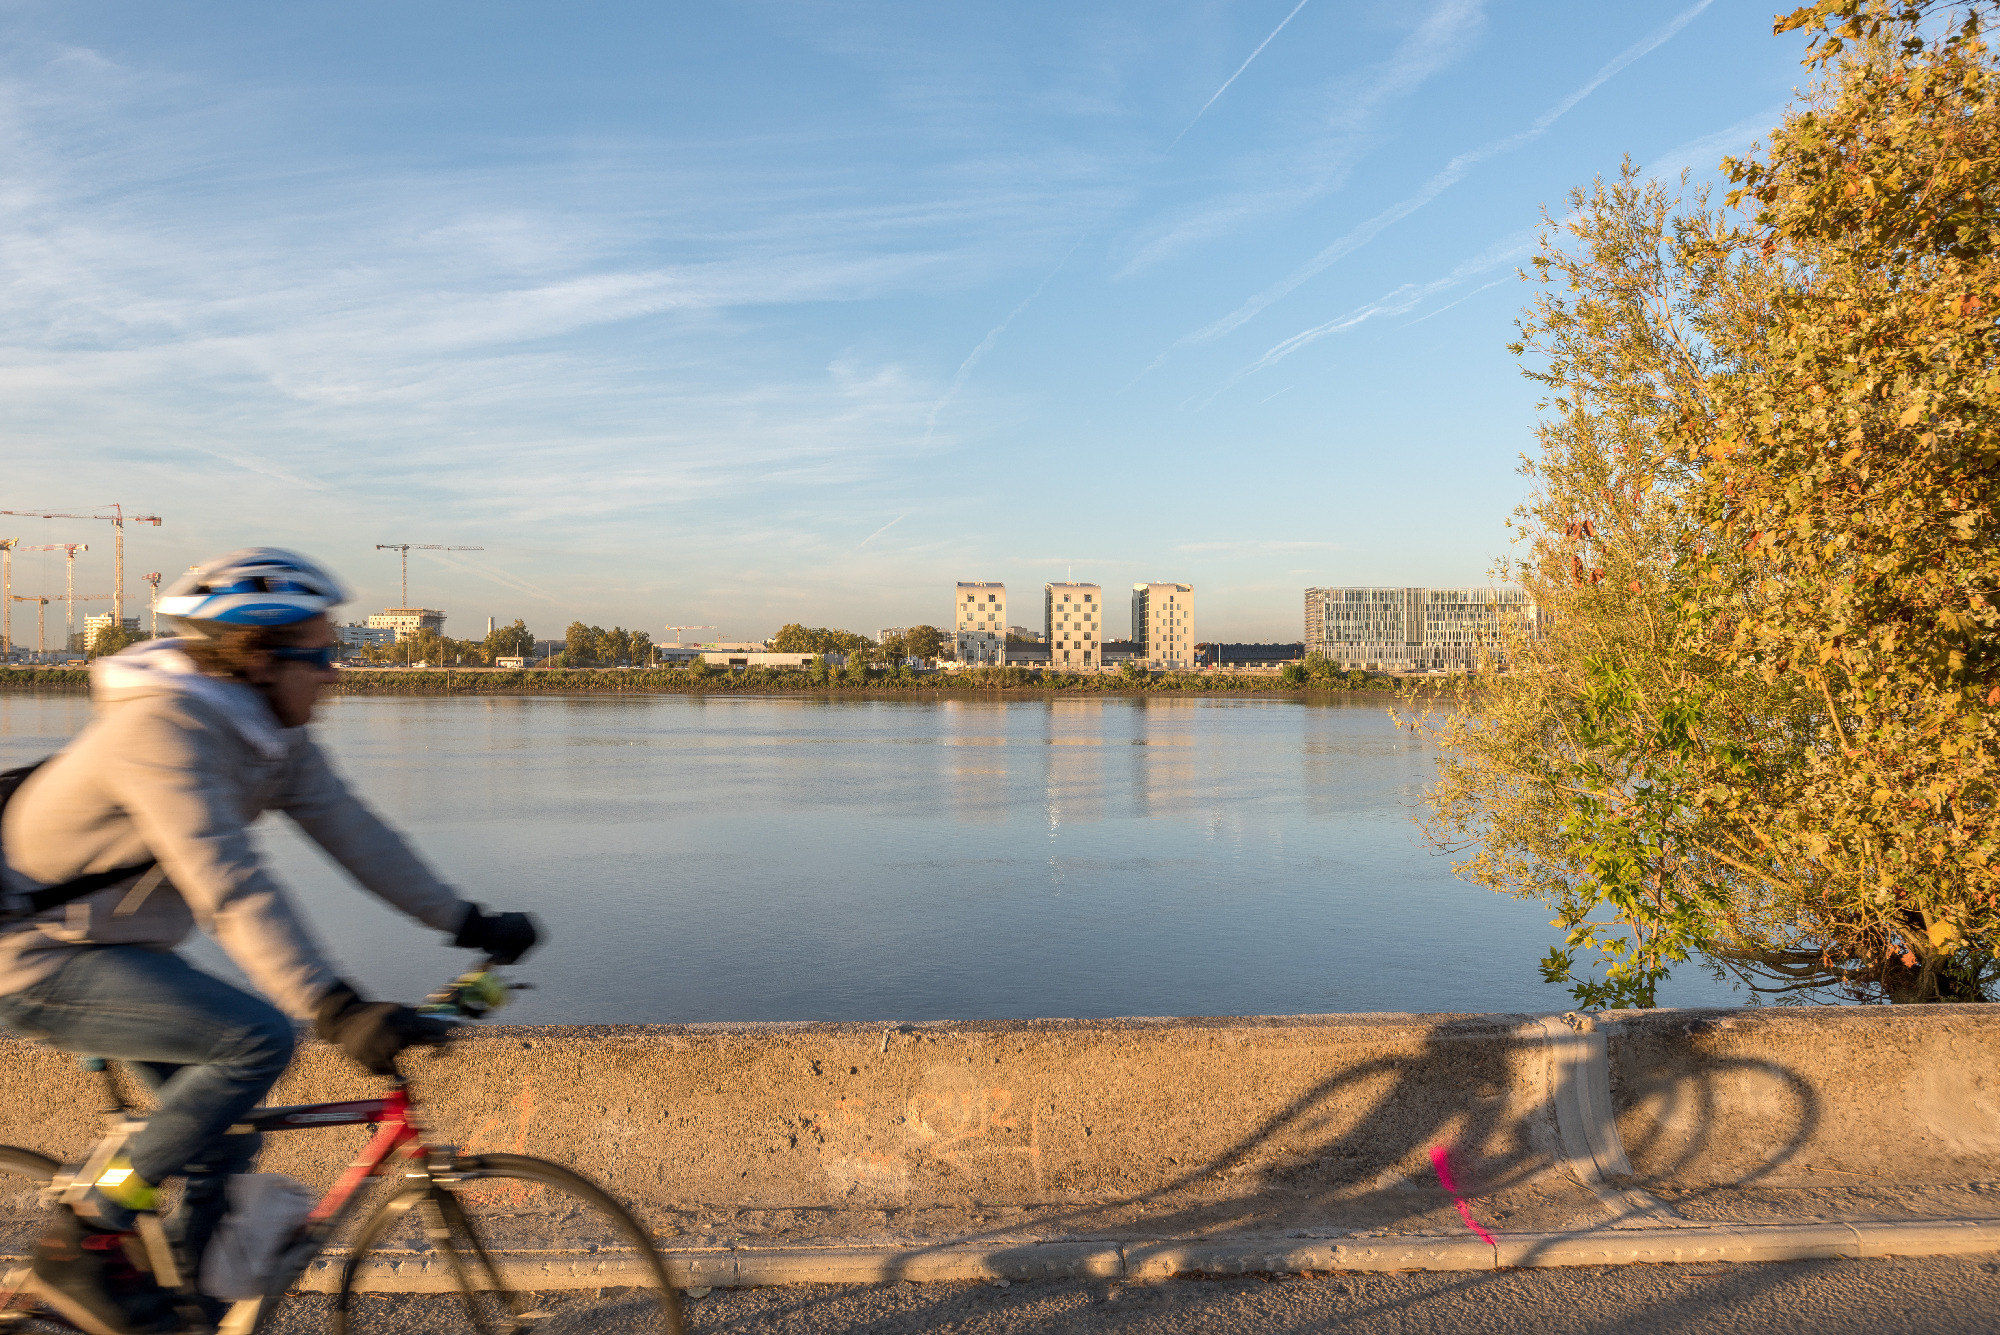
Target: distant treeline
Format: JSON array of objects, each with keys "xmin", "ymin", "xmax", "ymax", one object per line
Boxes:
[{"xmin": 0, "ymin": 663, "xmax": 1423, "ymax": 696}]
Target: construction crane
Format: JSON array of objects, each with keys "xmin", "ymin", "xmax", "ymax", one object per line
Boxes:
[
  {"xmin": 374, "ymin": 544, "xmax": 484, "ymax": 609},
  {"xmin": 8, "ymin": 596, "xmax": 48, "ymax": 660},
  {"xmin": 657, "ymin": 626, "xmax": 718, "ymax": 666},
  {"xmin": 0, "ymin": 505, "xmax": 161, "ymax": 627},
  {"xmin": 0, "ymin": 540, "xmax": 14, "ymax": 664},
  {"xmin": 22, "ymin": 544, "xmax": 89, "ymax": 650}
]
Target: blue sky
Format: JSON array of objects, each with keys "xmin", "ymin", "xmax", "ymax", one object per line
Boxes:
[{"xmin": 0, "ymin": 1, "xmax": 1808, "ymax": 644}]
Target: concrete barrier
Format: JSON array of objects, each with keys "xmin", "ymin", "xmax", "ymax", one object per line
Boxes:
[{"xmin": 0, "ymin": 1005, "xmax": 1992, "ymax": 1285}]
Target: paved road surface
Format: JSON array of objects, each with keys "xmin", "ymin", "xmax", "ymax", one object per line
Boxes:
[{"xmin": 266, "ymin": 1253, "xmax": 2000, "ymax": 1333}]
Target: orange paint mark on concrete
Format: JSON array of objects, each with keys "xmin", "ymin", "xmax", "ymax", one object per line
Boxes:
[{"xmin": 458, "ymin": 1081, "xmax": 541, "ymax": 1206}]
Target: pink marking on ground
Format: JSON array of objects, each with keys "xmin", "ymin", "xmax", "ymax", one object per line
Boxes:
[{"xmin": 1429, "ymin": 1144, "xmax": 1496, "ymax": 1246}]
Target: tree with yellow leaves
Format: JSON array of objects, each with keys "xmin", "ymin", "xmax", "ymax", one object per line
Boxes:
[{"xmin": 1422, "ymin": 0, "xmax": 2000, "ymax": 1005}]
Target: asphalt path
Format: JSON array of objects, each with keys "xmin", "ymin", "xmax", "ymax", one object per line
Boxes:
[{"xmin": 260, "ymin": 1253, "xmax": 2000, "ymax": 1333}]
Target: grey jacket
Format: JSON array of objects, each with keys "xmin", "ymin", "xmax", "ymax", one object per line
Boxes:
[{"xmin": 0, "ymin": 641, "xmax": 470, "ymax": 1018}]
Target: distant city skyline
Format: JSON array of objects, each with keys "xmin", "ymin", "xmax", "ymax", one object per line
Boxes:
[{"xmin": 0, "ymin": 2, "xmax": 1809, "ymax": 641}]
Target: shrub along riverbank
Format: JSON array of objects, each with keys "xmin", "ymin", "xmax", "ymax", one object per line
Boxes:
[{"xmin": 0, "ymin": 664, "xmax": 1427, "ymax": 696}]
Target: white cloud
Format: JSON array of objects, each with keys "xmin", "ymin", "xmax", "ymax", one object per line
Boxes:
[{"xmin": 0, "ymin": 29, "xmax": 1124, "ymax": 565}]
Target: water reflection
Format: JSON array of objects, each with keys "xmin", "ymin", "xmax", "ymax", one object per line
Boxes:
[{"xmin": 0, "ymin": 690, "xmax": 1742, "ymax": 1023}]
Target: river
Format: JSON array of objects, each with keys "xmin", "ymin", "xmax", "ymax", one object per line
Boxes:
[{"xmin": 0, "ymin": 691, "xmax": 1742, "ymax": 1022}]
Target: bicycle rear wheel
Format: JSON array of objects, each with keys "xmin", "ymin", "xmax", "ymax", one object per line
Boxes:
[{"xmin": 333, "ymin": 1152, "xmax": 684, "ymax": 1335}]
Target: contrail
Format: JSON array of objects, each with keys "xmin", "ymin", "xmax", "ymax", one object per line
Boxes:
[
  {"xmin": 1158, "ymin": 0, "xmax": 1718, "ymax": 358},
  {"xmin": 429, "ymin": 551, "xmax": 562, "ymax": 604},
  {"xmin": 1182, "ymin": 228, "xmax": 1534, "ymax": 409},
  {"xmin": 923, "ymin": 235, "xmax": 1086, "ymax": 444},
  {"xmin": 1401, "ymin": 276, "xmax": 1509, "ymax": 327},
  {"xmin": 1170, "ymin": 0, "xmax": 1314, "ymax": 147},
  {"xmin": 855, "ymin": 512, "xmax": 911, "ymax": 551}
]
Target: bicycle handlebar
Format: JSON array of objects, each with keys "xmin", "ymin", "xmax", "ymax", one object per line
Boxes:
[{"xmin": 417, "ymin": 959, "xmax": 533, "ymax": 1021}]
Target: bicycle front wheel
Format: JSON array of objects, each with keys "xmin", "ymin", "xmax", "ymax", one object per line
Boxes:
[{"xmin": 333, "ymin": 1153, "xmax": 684, "ymax": 1335}]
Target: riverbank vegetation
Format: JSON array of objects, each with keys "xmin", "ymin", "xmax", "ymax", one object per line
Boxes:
[
  {"xmin": 1420, "ymin": 0, "xmax": 2000, "ymax": 1007},
  {"xmin": 0, "ymin": 660, "xmax": 1411, "ymax": 696}
]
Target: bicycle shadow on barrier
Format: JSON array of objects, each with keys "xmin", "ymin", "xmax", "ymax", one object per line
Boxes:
[{"xmin": 847, "ymin": 1018, "xmax": 1822, "ymax": 1283}]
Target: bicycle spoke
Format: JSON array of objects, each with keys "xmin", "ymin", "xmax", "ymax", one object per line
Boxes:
[
  {"xmin": 434, "ymin": 1189, "xmax": 539, "ymax": 1335},
  {"xmin": 335, "ymin": 1157, "xmax": 682, "ymax": 1335}
]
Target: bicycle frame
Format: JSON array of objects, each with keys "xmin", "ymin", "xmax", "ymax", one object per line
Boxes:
[
  {"xmin": 238, "ymin": 1085, "xmax": 431, "ymax": 1228},
  {"xmin": 210, "ymin": 1084, "xmax": 467, "ymax": 1335},
  {"xmin": 13, "ymin": 969, "xmax": 542, "ymax": 1335}
]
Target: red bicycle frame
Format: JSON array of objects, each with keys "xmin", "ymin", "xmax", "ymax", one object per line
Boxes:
[{"xmin": 236, "ymin": 1085, "xmax": 427, "ymax": 1227}]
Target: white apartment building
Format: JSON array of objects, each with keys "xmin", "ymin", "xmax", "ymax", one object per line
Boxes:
[
  {"xmin": 1304, "ymin": 586, "xmax": 1535, "ymax": 671},
  {"xmin": 366, "ymin": 608, "xmax": 447, "ymax": 642},
  {"xmin": 83, "ymin": 614, "xmax": 139, "ymax": 651},
  {"xmin": 953, "ymin": 582, "xmax": 1006, "ymax": 665},
  {"xmin": 1043, "ymin": 582, "xmax": 1103, "ymax": 668},
  {"xmin": 1131, "ymin": 582, "xmax": 1195, "ymax": 669}
]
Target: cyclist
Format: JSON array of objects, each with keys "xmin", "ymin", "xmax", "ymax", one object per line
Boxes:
[{"xmin": 0, "ymin": 549, "xmax": 538, "ymax": 1335}]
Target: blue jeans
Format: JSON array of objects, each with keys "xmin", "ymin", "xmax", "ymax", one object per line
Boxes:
[{"xmin": 0, "ymin": 945, "xmax": 294, "ymax": 1251}]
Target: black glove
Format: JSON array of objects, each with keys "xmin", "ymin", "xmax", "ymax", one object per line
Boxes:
[
  {"xmin": 314, "ymin": 981, "xmax": 452, "ymax": 1076},
  {"xmin": 453, "ymin": 904, "xmax": 540, "ymax": 965}
]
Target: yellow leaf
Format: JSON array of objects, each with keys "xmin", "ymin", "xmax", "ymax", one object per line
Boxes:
[
  {"xmin": 1898, "ymin": 404, "xmax": 1923, "ymax": 426},
  {"xmin": 1929, "ymin": 918, "xmax": 1963, "ymax": 951}
]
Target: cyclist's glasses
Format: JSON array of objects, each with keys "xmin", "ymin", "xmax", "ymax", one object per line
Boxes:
[{"xmin": 268, "ymin": 646, "xmax": 337, "ymax": 670}]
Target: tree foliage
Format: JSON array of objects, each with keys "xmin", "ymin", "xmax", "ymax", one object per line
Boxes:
[
  {"xmin": 557, "ymin": 622, "xmax": 651, "ymax": 667},
  {"xmin": 903, "ymin": 625, "xmax": 945, "ymax": 662},
  {"xmin": 365, "ymin": 627, "xmax": 483, "ymax": 666},
  {"xmin": 87, "ymin": 624, "xmax": 145, "ymax": 658},
  {"xmin": 1421, "ymin": 0, "xmax": 2000, "ymax": 1005},
  {"xmin": 770, "ymin": 623, "xmax": 873, "ymax": 655},
  {"xmin": 482, "ymin": 619, "xmax": 534, "ymax": 662}
]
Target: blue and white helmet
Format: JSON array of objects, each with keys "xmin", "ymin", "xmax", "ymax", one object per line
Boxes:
[{"xmin": 158, "ymin": 548, "xmax": 348, "ymax": 633}]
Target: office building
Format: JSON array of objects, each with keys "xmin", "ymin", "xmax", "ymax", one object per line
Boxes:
[
  {"xmin": 366, "ymin": 608, "xmax": 446, "ymax": 642},
  {"xmin": 1044, "ymin": 582, "xmax": 1103, "ymax": 667},
  {"xmin": 1131, "ymin": 583, "xmax": 1195, "ymax": 669},
  {"xmin": 953, "ymin": 582, "xmax": 1006, "ymax": 665},
  {"xmin": 1304, "ymin": 586, "xmax": 1535, "ymax": 671},
  {"xmin": 336, "ymin": 623, "xmax": 396, "ymax": 654}
]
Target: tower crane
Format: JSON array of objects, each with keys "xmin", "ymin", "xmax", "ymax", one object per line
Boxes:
[
  {"xmin": 374, "ymin": 544, "xmax": 484, "ymax": 609},
  {"xmin": 8, "ymin": 596, "xmax": 48, "ymax": 660},
  {"xmin": 659, "ymin": 626, "xmax": 718, "ymax": 666},
  {"xmin": 22, "ymin": 544, "xmax": 88, "ymax": 649},
  {"xmin": 0, "ymin": 540, "xmax": 14, "ymax": 664},
  {"xmin": 0, "ymin": 505, "xmax": 161, "ymax": 627}
]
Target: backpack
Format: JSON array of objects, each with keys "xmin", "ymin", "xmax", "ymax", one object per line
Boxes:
[{"xmin": 0, "ymin": 760, "xmax": 157, "ymax": 922}]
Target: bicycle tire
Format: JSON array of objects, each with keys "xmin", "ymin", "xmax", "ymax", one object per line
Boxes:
[{"xmin": 333, "ymin": 1152, "xmax": 685, "ymax": 1335}]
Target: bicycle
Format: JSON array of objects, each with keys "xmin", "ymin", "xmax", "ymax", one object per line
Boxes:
[{"xmin": 0, "ymin": 965, "xmax": 685, "ymax": 1335}]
